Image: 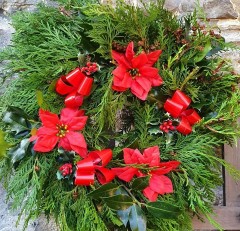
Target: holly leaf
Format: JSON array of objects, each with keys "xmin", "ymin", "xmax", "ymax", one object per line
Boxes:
[
  {"xmin": 56, "ymin": 170, "xmax": 64, "ymax": 180},
  {"xmin": 103, "ymin": 195, "xmax": 134, "ymax": 210},
  {"xmin": 148, "ymin": 126, "xmax": 161, "ymax": 135},
  {"xmin": 146, "ymin": 201, "xmax": 181, "ymax": 219},
  {"xmin": 88, "ymin": 183, "xmax": 120, "ymax": 199},
  {"xmin": 166, "ymin": 133, "xmax": 173, "ymax": 145},
  {"xmin": 3, "ymin": 107, "xmax": 31, "ymax": 137},
  {"xmin": 129, "ymin": 204, "xmax": 147, "ymax": 231},
  {"xmin": 0, "ymin": 130, "xmax": 11, "ymax": 159},
  {"xmin": 132, "ymin": 176, "xmax": 150, "ymax": 191},
  {"xmin": 8, "ymin": 138, "xmax": 31, "ymax": 164},
  {"xmin": 194, "ymin": 42, "xmax": 212, "ymax": 63},
  {"xmin": 117, "ymin": 206, "xmax": 131, "ymax": 227},
  {"xmin": 117, "ymin": 204, "xmax": 147, "ymax": 231}
]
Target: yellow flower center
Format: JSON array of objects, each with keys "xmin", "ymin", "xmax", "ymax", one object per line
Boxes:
[
  {"xmin": 56, "ymin": 124, "xmax": 69, "ymax": 138},
  {"xmin": 129, "ymin": 68, "xmax": 140, "ymax": 79}
]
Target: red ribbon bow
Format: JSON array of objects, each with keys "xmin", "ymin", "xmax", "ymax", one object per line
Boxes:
[
  {"xmin": 74, "ymin": 149, "xmax": 115, "ymax": 186},
  {"xmin": 56, "ymin": 68, "xmax": 93, "ymax": 108},
  {"xmin": 164, "ymin": 90, "xmax": 201, "ymax": 135}
]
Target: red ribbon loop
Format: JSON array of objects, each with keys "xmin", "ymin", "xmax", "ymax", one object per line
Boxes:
[
  {"xmin": 164, "ymin": 90, "xmax": 201, "ymax": 135},
  {"xmin": 75, "ymin": 149, "xmax": 115, "ymax": 186},
  {"xmin": 56, "ymin": 68, "xmax": 93, "ymax": 108}
]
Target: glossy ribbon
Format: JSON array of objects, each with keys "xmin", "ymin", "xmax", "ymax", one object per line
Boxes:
[
  {"xmin": 75, "ymin": 149, "xmax": 115, "ymax": 186},
  {"xmin": 56, "ymin": 68, "xmax": 94, "ymax": 108},
  {"xmin": 164, "ymin": 90, "xmax": 201, "ymax": 135}
]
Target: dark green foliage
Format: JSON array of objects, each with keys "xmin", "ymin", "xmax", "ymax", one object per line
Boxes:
[{"xmin": 0, "ymin": 0, "xmax": 240, "ymax": 231}]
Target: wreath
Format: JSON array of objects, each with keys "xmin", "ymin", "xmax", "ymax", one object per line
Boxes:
[{"xmin": 0, "ymin": 1, "xmax": 240, "ymax": 231}]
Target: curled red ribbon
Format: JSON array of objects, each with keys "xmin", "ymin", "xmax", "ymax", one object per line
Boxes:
[
  {"xmin": 164, "ymin": 90, "xmax": 201, "ymax": 135},
  {"xmin": 74, "ymin": 149, "xmax": 115, "ymax": 186},
  {"xmin": 56, "ymin": 68, "xmax": 93, "ymax": 108}
]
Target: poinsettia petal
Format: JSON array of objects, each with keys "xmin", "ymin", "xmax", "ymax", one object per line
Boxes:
[
  {"xmin": 39, "ymin": 109, "xmax": 60, "ymax": 128},
  {"xmin": 29, "ymin": 135, "xmax": 37, "ymax": 142},
  {"xmin": 33, "ymin": 135, "xmax": 58, "ymax": 152},
  {"xmin": 131, "ymin": 81, "xmax": 148, "ymax": 100},
  {"xmin": 140, "ymin": 66, "xmax": 159, "ymax": 79},
  {"xmin": 123, "ymin": 148, "xmax": 144, "ymax": 164},
  {"xmin": 60, "ymin": 108, "xmax": 80, "ymax": 124},
  {"xmin": 113, "ymin": 72, "xmax": 132, "ymax": 89},
  {"xmin": 157, "ymin": 161, "xmax": 181, "ymax": 172},
  {"xmin": 36, "ymin": 126, "xmax": 57, "ymax": 137},
  {"xmin": 132, "ymin": 53, "xmax": 148, "ymax": 68},
  {"xmin": 151, "ymin": 167, "xmax": 173, "ymax": 175},
  {"xmin": 76, "ymin": 110, "xmax": 85, "ymax": 116},
  {"xmin": 123, "ymin": 148, "xmax": 135, "ymax": 164},
  {"xmin": 68, "ymin": 116, "xmax": 88, "ymax": 131},
  {"xmin": 112, "ymin": 84, "xmax": 128, "ymax": 92},
  {"xmin": 125, "ymin": 41, "xmax": 135, "ymax": 61},
  {"xmin": 149, "ymin": 175, "xmax": 173, "ymax": 194},
  {"xmin": 143, "ymin": 186, "xmax": 158, "ymax": 202},
  {"xmin": 151, "ymin": 160, "xmax": 180, "ymax": 175},
  {"xmin": 143, "ymin": 146, "xmax": 160, "ymax": 167},
  {"xmin": 112, "ymin": 50, "xmax": 124, "ymax": 64},
  {"xmin": 135, "ymin": 76, "xmax": 152, "ymax": 92},
  {"xmin": 146, "ymin": 50, "xmax": 162, "ymax": 66},
  {"xmin": 71, "ymin": 144, "xmax": 87, "ymax": 158},
  {"xmin": 136, "ymin": 170, "xmax": 145, "ymax": 177},
  {"xmin": 112, "ymin": 167, "xmax": 138, "ymax": 182},
  {"xmin": 58, "ymin": 136, "xmax": 72, "ymax": 150},
  {"xmin": 112, "ymin": 66, "xmax": 127, "ymax": 78},
  {"xmin": 151, "ymin": 74, "xmax": 163, "ymax": 87},
  {"xmin": 65, "ymin": 131, "xmax": 87, "ymax": 157}
]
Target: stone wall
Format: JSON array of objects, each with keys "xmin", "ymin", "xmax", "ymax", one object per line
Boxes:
[
  {"xmin": 0, "ymin": 0, "xmax": 239, "ymax": 231},
  {"xmin": 164, "ymin": 0, "xmax": 240, "ymax": 45}
]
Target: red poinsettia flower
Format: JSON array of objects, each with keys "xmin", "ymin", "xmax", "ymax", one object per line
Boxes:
[
  {"xmin": 111, "ymin": 42, "xmax": 163, "ymax": 100},
  {"xmin": 112, "ymin": 146, "xmax": 180, "ymax": 201},
  {"xmin": 30, "ymin": 108, "xmax": 88, "ymax": 157}
]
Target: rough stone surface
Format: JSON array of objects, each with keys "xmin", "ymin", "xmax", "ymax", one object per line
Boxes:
[
  {"xmin": 203, "ymin": 0, "xmax": 238, "ymax": 19},
  {"xmin": 0, "ymin": 0, "xmax": 57, "ymax": 14},
  {"xmin": 164, "ymin": 0, "xmax": 238, "ymax": 19},
  {"xmin": 0, "ymin": 185, "xmax": 37, "ymax": 231},
  {"xmin": 0, "ymin": 0, "xmax": 41, "ymax": 13},
  {"xmin": 0, "ymin": 16, "xmax": 14, "ymax": 49}
]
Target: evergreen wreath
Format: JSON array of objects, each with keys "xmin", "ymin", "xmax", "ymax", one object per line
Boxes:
[{"xmin": 0, "ymin": 0, "xmax": 240, "ymax": 230}]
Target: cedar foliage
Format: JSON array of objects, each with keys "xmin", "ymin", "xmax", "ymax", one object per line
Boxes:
[{"xmin": 0, "ymin": 0, "xmax": 240, "ymax": 231}]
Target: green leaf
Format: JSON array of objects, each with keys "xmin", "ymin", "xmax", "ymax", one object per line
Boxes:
[
  {"xmin": 3, "ymin": 107, "xmax": 31, "ymax": 136},
  {"xmin": 88, "ymin": 183, "xmax": 119, "ymax": 199},
  {"xmin": 8, "ymin": 138, "xmax": 31, "ymax": 164},
  {"xmin": 148, "ymin": 126, "xmax": 161, "ymax": 135},
  {"xmin": 166, "ymin": 133, "xmax": 173, "ymax": 145},
  {"xmin": 103, "ymin": 195, "xmax": 134, "ymax": 210},
  {"xmin": 0, "ymin": 130, "xmax": 11, "ymax": 159},
  {"xmin": 132, "ymin": 176, "xmax": 150, "ymax": 191},
  {"xmin": 194, "ymin": 42, "xmax": 212, "ymax": 63},
  {"xmin": 56, "ymin": 170, "xmax": 64, "ymax": 180},
  {"xmin": 36, "ymin": 90, "xmax": 44, "ymax": 107},
  {"xmin": 129, "ymin": 204, "xmax": 147, "ymax": 231},
  {"xmin": 117, "ymin": 206, "xmax": 131, "ymax": 227},
  {"xmin": 146, "ymin": 201, "xmax": 181, "ymax": 219}
]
